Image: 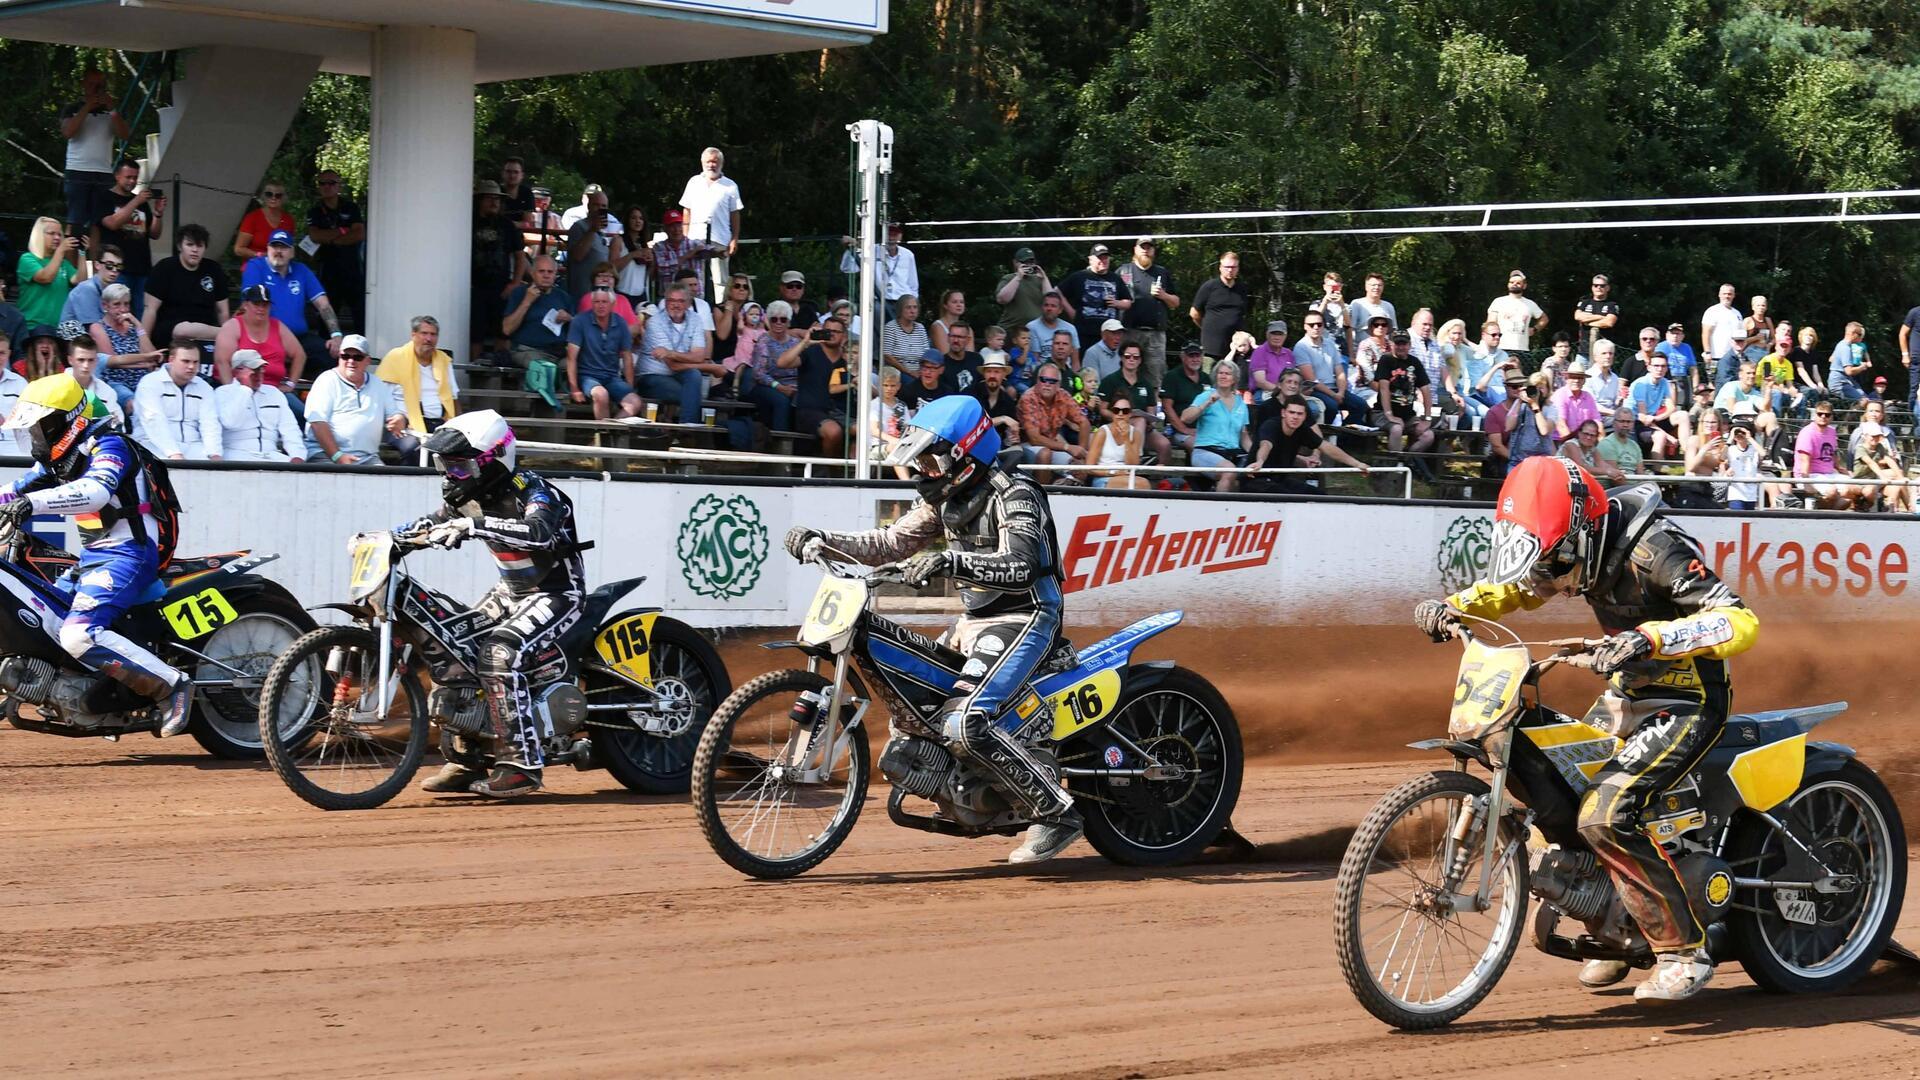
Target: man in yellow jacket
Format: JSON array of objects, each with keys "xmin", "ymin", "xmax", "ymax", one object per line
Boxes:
[
  {"xmin": 1414, "ymin": 456, "xmax": 1759, "ymax": 1003},
  {"xmin": 376, "ymin": 314, "xmax": 459, "ymax": 433}
]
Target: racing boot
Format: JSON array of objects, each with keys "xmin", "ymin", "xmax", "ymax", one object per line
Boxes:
[
  {"xmin": 420, "ymin": 762, "xmax": 488, "ymax": 794},
  {"xmin": 1008, "ymin": 809, "xmax": 1083, "ymax": 865},
  {"xmin": 155, "ymin": 678, "xmax": 195, "ymax": 738},
  {"xmin": 470, "ymin": 763, "xmax": 544, "ymax": 800},
  {"xmin": 1633, "ymin": 948, "xmax": 1713, "ymax": 1002},
  {"xmin": 1578, "ymin": 959, "xmax": 1632, "ymax": 988}
]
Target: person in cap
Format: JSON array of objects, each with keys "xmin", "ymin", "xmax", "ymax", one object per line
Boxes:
[
  {"xmin": 211, "ymin": 348, "xmax": 305, "ymax": 462},
  {"xmin": 0, "ymin": 372, "xmax": 195, "ymax": 735},
  {"xmin": 650, "ymin": 207, "xmax": 721, "ymax": 299},
  {"xmin": 1248, "ymin": 319, "xmax": 1295, "ymax": 399},
  {"xmin": 1160, "ymin": 342, "xmax": 1211, "ymax": 451},
  {"xmin": 472, "ymin": 179, "xmax": 528, "ymax": 363},
  {"xmin": 1415, "ymin": 455, "xmax": 1759, "ymax": 1003},
  {"xmin": 1082, "ymin": 318, "xmax": 1129, "ymax": 383},
  {"xmin": 133, "ymin": 342, "xmax": 221, "ymax": 460},
  {"xmin": 1481, "ymin": 367, "xmax": 1534, "ymax": 477},
  {"xmin": 1849, "ymin": 417, "xmax": 1911, "ymax": 512},
  {"xmin": 776, "ymin": 270, "xmax": 820, "ymax": 328},
  {"xmin": 968, "ymin": 348, "xmax": 1024, "ymax": 451},
  {"xmin": 785, "ymin": 394, "xmax": 1085, "ymax": 864},
  {"xmin": 1722, "ymin": 414, "xmax": 1763, "ymax": 510},
  {"xmin": 213, "ymin": 283, "xmax": 305, "ymax": 401},
  {"xmin": 240, "ymin": 223, "xmax": 342, "ymax": 363},
  {"xmin": 1115, "ymin": 236, "xmax": 1178, "ymax": 387},
  {"xmin": 401, "ymin": 411, "xmax": 590, "ymax": 799},
  {"xmin": 900, "ymin": 347, "xmax": 956, "ymax": 412},
  {"xmin": 1374, "ymin": 331, "xmax": 1436, "ymax": 460},
  {"xmin": 1058, "ymin": 242, "xmax": 1134, "ymax": 349},
  {"xmin": 1551, "ymin": 358, "xmax": 1602, "ymax": 440},
  {"xmin": 1487, "ymin": 269, "xmax": 1547, "ymax": 352},
  {"xmin": 303, "ymin": 333, "xmax": 417, "ymax": 465},
  {"xmin": 19, "ymin": 324, "xmax": 66, "ymax": 380},
  {"xmin": 1654, "ymin": 322, "xmax": 1699, "ymax": 397},
  {"xmin": 994, "ymin": 246, "xmax": 1054, "ymax": 329}
]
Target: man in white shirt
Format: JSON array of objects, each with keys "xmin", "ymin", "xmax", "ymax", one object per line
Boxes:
[
  {"xmin": 1487, "ymin": 268, "xmax": 1547, "ymax": 352},
  {"xmin": 1699, "ymin": 283, "xmax": 1746, "ymax": 393},
  {"xmin": 211, "ymin": 349, "xmax": 305, "ymax": 461},
  {"xmin": 304, "ymin": 334, "xmax": 416, "ymax": 465},
  {"xmin": 678, "ymin": 148, "xmax": 744, "ymax": 302},
  {"xmin": 134, "ymin": 343, "xmax": 222, "ymax": 460}
]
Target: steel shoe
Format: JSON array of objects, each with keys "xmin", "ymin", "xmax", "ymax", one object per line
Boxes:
[
  {"xmin": 1008, "ymin": 815, "xmax": 1083, "ymax": 864},
  {"xmin": 156, "ymin": 679, "xmax": 195, "ymax": 738},
  {"xmin": 1634, "ymin": 950, "xmax": 1714, "ymax": 1002},
  {"xmin": 1578, "ymin": 959, "xmax": 1632, "ymax": 988},
  {"xmin": 420, "ymin": 762, "xmax": 488, "ymax": 794},
  {"xmin": 470, "ymin": 764, "xmax": 544, "ymax": 799}
]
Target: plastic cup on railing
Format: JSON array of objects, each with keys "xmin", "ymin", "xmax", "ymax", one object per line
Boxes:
[
  {"xmin": 702, "ymin": 408, "xmax": 717, "ymax": 426},
  {"xmin": 645, "ymin": 403, "xmax": 659, "ymax": 422}
]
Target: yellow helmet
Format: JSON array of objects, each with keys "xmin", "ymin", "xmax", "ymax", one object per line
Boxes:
[{"xmin": 4, "ymin": 373, "xmax": 110, "ymax": 467}]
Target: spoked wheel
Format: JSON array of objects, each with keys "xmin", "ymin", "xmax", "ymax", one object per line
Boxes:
[
  {"xmin": 1073, "ymin": 667, "xmax": 1243, "ymax": 866},
  {"xmin": 691, "ymin": 669, "xmax": 870, "ymax": 879},
  {"xmin": 1333, "ymin": 770, "xmax": 1529, "ymax": 1030},
  {"xmin": 187, "ymin": 597, "xmax": 316, "ymax": 759},
  {"xmin": 592, "ymin": 619, "xmax": 730, "ymax": 795},
  {"xmin": 257, "ymin": 625, "xmax": 429, "ymax": 811},
  {"xmin": 1728, "ymin": 760, "xmax": 1907, "ymax": 993}
]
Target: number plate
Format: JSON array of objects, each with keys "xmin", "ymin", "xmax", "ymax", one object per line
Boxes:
[
  {"xmin": 346, "ymin": 532, "xmax": 392, "ymax": 602},
  {"xmin": 594, "ymin": 612, "xmax": 657, "ymax": 685},
  {"xmin": 1047, "ymin": 668, "xmax": 1123, "ymax": 741},
  {"xmin": 1448, "ymin": 638, "xmax": 1530, "ymax": 739},
  {"xmin": 800, "ymin": 575, "xmax": 866, "ymax": 646},
  {"xmin": 161, "ymin": 587, "xmax": 238, "ymax": 642}
]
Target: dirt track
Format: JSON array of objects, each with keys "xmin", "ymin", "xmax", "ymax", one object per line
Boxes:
[{"xmin": 5, "ymin": 719, "xmax": 1918, "ymax": 1079}]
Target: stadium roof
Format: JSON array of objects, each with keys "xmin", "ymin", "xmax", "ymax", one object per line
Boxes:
[{"xmin": 0, "ymin": 0, "xmax": 885, "ymax": 82}]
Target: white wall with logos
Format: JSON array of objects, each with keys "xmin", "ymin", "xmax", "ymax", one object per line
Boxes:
[{"xmin": 6, "ymin": 466, "xmax": 1912, "ymax": 628}]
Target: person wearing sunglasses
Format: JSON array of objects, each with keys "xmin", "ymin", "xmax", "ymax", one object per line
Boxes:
[
  {"xmin": 1573, "ymin": 273, "xmax": 1620, "ymax": 360},
  {"xmin": 99, "ymin": 159, "xmax": 163, "ymax": 318},
  {"xmin": 304, "ymin": 170, "xmax": 365, "ymax": 324},
  {"xmin": 56, "ymin": 241, "xmax": 123, "ymax": 330},
  {"xmin": 233, "ymin": 183, "xmax": 297, "ymax": 261},
  {"xmin": 1085, "ymin": 392, "xmax": 1149, "ymax": 489}
]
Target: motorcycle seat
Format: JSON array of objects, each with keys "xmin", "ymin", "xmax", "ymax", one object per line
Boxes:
[
  {"xmin": 1719, "ymin": 703, "xmax": 1847, "ymax": 747},
  {"xmin": 163, "ymin": 550, "xmax": 251, "ymax": 580}
]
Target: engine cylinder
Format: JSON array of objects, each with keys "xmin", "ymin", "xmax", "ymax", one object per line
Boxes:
[
  {"xmin": 880, "ymin": 735, "xmax": 953, "ymax": 798},
  {"xmin": 0, "ymin": 655, "xmax": 58, "ymax": 703},
  {"xmin": 1532, "ymin": 849, "xmax": 1619, "ymax": 923}
]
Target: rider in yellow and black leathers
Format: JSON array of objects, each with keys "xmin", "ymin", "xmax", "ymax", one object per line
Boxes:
[{"xmin": 1416, "ymin": 456, "xmax": 1758, "ymax": 1003}]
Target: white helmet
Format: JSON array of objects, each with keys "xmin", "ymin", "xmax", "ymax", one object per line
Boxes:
[{"xmin": 423, "ymin": 410, "xmax": 517, "ymax": 504}]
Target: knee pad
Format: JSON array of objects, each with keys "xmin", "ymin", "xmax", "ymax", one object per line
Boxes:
[
  {"xmin": 59, "ymin": 621, "xmax": 96, "ymax": 661},
  {"xmin": 939, "ymin": 706, "xmax": 992, "ymax": 753},
  {"xmin": 480, "ymin": 637, "xmax": 521, "ymax": 680}
]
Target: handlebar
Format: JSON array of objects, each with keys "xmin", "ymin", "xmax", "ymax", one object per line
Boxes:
[
  {"xmin": 801, "ymin": 541, "xmax": 913, "ymax": 586},
  {"xmin": 1453, "ymin": 622, "xmax": 1603, "ymax": 670}
]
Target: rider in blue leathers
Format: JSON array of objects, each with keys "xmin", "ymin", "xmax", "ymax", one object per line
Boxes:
[
  {"xmin": 785, "ymin": 395, "xmax": 1083, "ymax": 864},
  {"xmin": 1, "ymin": 373, "xmax": 193, "ymax": 734}
]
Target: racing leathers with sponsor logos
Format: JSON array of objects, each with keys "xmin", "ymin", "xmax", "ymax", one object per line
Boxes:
[
  {"xmin": 1418, "ymin": 457, "xmax": 1759, "ymax": 1001},
  {"xmin": 785, "ymin": 396, "xmax": 1080, "ymax": 863},
  {"xmin": 402, "ymin": 412, "xmax": 586, "ymax": 798}
]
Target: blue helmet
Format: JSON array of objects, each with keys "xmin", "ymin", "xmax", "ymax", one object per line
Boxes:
[{"xmin": 882, "ymin": 394, "xmax": 1002, "ymax": 502}]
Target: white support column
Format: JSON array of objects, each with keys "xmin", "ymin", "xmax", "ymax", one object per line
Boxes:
[{"xmin": 366, "ymin": 26, "xmax": 475, "ymax": 360}]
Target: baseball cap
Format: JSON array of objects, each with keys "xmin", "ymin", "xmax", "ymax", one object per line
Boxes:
[
  {"xmin": 1874, "ymin": 375, "xmax": 1889, "ymax": 386},
  {"xmin": 662, "ymin": 209, "xmax": 685, "ymax": 224},
  {"xmin": 1389, "ymin": 330, "xmax": 1411, "ymax": 344},
  {"xmin": 1181, "ymin": 342, "xmax": 1204, "ymax": 356},
  {"xmin": 1858, "ymin": 420, "xmax": 1888, "ymax": 437},
  {"xmin": 268, "ymin": 229, "xmax": 294, "ymax": 247},
  {"xmin": 919, "ymin": 348, "xmax": 946, "ymax": 366},
  {"xmin": 1100, "ymin": 318, "xmax": 1124, "ymax": 333},
  {"xmin": 1667, "ymin": 322, "xmax": 1686, "ymax": 332},
  {"xmin": 582, "ymin": 183, "xmax": 604, "ymax": 197},
  {"xmin": 240, "ymin": 284, "xmax": 272, "ymax": 304},
  {"xmin": 1013, "ymin": 246, "xmax": 1036, "ymax": 262},
  {"xmin": 338, "ymin": 334, "xmax": 370, "ymax": 356},
  {"xmin": 1508, "ymin": 269, "xmax": 1527, "ymax": 280},
  {"xmin": 1693, "ymin": 384, "xmax": 1715, "ymax": 395},
  {"xmin": 1135, "ymin": 236, "xmax": 1156, "ymax": 247},
  {"xmin": 1266, "ymin": 320, "xmax": 1289, "ymax": 335},
  {"xmin": 473, "ymin": 179, "xmax": 502, "ymax": 197},
  {"xmin": 230, "ymin": 349, "xmax": 266, "ymax": 371},
  {"xmin": 1089, "ymin": 243, "xmax": 1111, "ymax": 257},
  {"xmin": 780, "ymin": 270, "xmax": 805, "ymax": 285}
]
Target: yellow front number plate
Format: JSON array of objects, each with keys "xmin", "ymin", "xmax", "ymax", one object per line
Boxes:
[
  {"xmin": 800, "ymin": 576, "xmax": 866, "ymax": 645},
  {"xmin": 1448, "ymin": 639, "xmax": 1530, "ymax": 738},
  {"xmin": 162, "ymin": 587, "xmax": 239, "ymax": 642},
  {"xmin": 1048, "ymin": 668, "xmax": 1124, "ymax": 741},
  {"xmin": 595, "ymin": 613, "xmax": 657, "ymax": 686}
]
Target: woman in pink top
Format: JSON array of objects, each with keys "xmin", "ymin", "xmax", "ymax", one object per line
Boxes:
[{"xmin": 213, "ymin": 285, "xmax": 305, "ymax": 386}]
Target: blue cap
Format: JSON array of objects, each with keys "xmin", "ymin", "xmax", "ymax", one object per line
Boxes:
[
  {"xmin": 268, "ymin": 229, "xmax": 294, "ymax": 247},
  {"xmin": 920, "ymin": 347, "xmax": 947, "ymax": 365}
]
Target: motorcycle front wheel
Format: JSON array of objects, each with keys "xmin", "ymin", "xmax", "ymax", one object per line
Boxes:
[
  {"xmin": 257, "ymin": 625, "xmax": 429, "ymax": 811},
  {"xmin": 1333, "ymin": 769, "xmax": 1529, "ymax": 1030},
  {"xmin": 690, "ymin": 669, "xmax": 870, "ymax": 879}
]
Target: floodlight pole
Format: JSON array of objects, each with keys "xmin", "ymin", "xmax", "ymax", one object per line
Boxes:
[{"xmin": 848, "ymin": 119, "xmax": 893, "ymax": 480}]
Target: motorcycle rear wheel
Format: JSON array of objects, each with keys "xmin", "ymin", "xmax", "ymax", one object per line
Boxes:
[
  {"xmin": 592, "ymin": 618, "xmax": 731, "ymax": 795},
  {"xmin": 187, "ymin": 594, "xmax": 317, "ymax": 760},
  {"xmin": 258, "ymin": 625, "xmax": 429, "ymax": 811},
  {"xmin": 1073, "ymin": 666, "xmax": 1243, "ymax": 866},
  {"xmin": 691, "ymin": 669, "xmax": 870, "ymax": 879},
  {"xmin": 1726, "ymin": 759, "xmax": 1907, "ymax": 993},
  {"xmin": 1333, "ymin": 770, "xmax": 1528, "ymax": 1030}
]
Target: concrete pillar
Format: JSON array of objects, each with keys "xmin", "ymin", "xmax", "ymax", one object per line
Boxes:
[{"xmin": 366, "ymin": 26, "xmax": 475, "ymax": 361}]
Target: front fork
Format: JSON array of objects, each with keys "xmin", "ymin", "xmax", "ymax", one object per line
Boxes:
[
  {"xmin": 1443, "ymin": 763, "xmax": 1525, "ymax": 913},
  {"xmin": 779, "ymin": 652, "xmax": 866, "ymax": 782}
]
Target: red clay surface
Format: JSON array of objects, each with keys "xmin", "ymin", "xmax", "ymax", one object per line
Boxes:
[{"xmin": 4, "ymin": 622, "xmax": 1919, "ymax": 1078}]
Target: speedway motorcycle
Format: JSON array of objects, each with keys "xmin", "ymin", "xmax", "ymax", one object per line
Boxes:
[
  {"xmin": 1333, "ymin": 616, "xmax": 1907, "ymax": 1029},
  {"xmin": 689, "ymin": 544, "xmax": 1244, "ymax": 879},
  {"xmin": 255, "ymin": 529, "xmax": 731, "ymax": 810},
  {"xmin": 0, "ymin": 519, "xmax": 314, "ymax": 759}
]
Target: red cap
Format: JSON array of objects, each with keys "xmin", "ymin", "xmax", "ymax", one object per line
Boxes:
[{"xmin": 662, "ymin": 209, "xmax": 685, "ymax": 224}]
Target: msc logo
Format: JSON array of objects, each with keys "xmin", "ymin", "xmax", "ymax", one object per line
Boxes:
[
  {"xmin": 676, "ymin": 494, "xmax": 769, "ymax": 600},
  {"xmin": 1436, "ymin": 515, "xmax": 1493, "ymax": 593}
]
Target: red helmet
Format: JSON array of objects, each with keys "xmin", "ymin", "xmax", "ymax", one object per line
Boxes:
[{"xmin": 1488, "ymin": 456, "xmax": 1609, "ymax": 593}]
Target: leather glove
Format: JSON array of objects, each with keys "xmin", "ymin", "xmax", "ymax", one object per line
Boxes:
[
  {"xmin": 425, "ymin": 518, "xmax": 473, "ymax": 550},
  {"xmin": 0, "ymin": 494, "xmax": 29, "ymax": 524},
  {"xmin": 898, "ymin": 550, "xmax": 950, "ymax": 588},
  {"xmin": 785, "ymin": 526, "xmax": 824, "ymax": 562},
  {"xmin": 1413, "ymin": 599, "xmax": 1462, "ymax": 643},
  {"xmin": 1592, "ymin": 630, "xmax": 1655, "ymax": 675}
]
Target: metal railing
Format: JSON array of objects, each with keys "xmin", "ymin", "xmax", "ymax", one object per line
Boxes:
[
  {"xmin": 1019, "ymin": 461, "xmax": 1413, "ymax": 497},
  {"xmin": 1619, "ymin": 472, "xmax": 1920, "ymax": 489}
]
